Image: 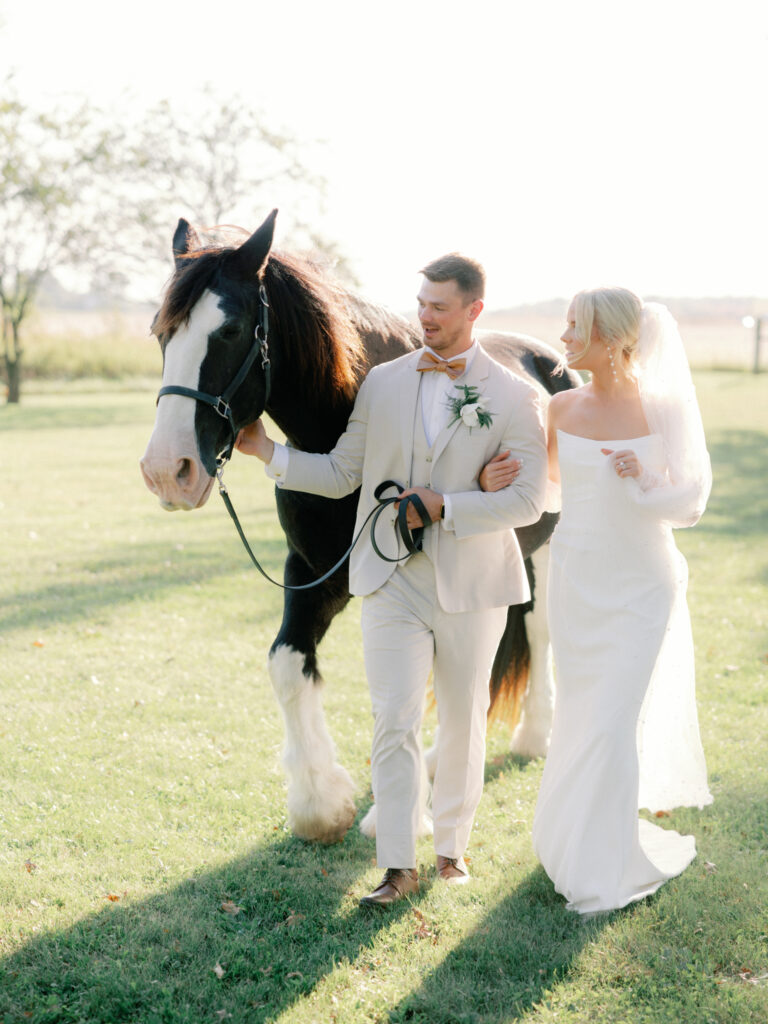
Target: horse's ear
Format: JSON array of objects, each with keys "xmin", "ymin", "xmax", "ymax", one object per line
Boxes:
[
  {"xmin": 172, "ymin": 219, "xmax": 202, "ymax": 269},
  {"xmin": 230, "ymin": 209, "xmax": 278, "ymax": 279}
]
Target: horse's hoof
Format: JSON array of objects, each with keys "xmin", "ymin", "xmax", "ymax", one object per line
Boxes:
[
  {"xmin": 359, "ymin": 804, "xmax": 377, "ymax": 838},
  {"xmin": 424, "ymin": 742, "xmax": 438, "ymax": 782},
  {"xmin": 509, "ymin": 724, "xmax": 550, "ymax": 759},
  {"xmin": 287, "ymin": 764, "xmax": 357, "ymax": 844}
]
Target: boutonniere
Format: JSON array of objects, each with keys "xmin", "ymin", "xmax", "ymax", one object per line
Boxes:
[{"xmin": 446, "ymin": 384, "xmax": 494, "ymax": 431}]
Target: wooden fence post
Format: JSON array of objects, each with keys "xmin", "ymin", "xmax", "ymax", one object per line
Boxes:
[{"xmin": 754, "ymin": 317, "xmax": 763, "ymax": 375}]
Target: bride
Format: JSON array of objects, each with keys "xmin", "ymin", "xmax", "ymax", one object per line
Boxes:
[{"xmin": 482, "ymin": 287, "xmax": 712, "ymax": 914}]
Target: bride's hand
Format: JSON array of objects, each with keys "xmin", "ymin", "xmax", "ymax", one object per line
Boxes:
[
  {"xmin": 479, "ymin": 450, "xmax": 522, "ymax": 492},
  {"xmin": 601, "ymin": 448, "xmax": 642, "ymax": 479}
]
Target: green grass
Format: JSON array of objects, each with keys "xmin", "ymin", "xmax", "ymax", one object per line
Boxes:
[{"xmin": 0, "ymin": 372, "xmax": 766, "ymax": 1023}]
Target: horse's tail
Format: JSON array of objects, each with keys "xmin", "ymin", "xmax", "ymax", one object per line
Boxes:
[{"xmin": 487, "ymin": 558, "xmax": 535, "ymax": 727}]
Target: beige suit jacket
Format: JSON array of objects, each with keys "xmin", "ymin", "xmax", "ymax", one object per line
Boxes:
[{"xmin": 277, "ymin": 346, "xmax": 547, "ymax": 612}]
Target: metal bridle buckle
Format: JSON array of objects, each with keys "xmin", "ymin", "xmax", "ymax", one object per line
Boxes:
[
  {"xmin": 214, "ymin": 397, "xmax": 232, "ymax": 420},
  {"xmin": 257, "ymin": 284, "xmax": 271, "ymax": 368}
]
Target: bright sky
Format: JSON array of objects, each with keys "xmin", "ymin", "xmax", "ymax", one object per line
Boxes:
[{"xmin": 3, "ymin": 0, "xmax": 767, "ymax": 311}]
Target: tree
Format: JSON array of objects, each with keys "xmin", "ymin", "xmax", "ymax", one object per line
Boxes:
[
  {"xmin": 129, "ymin": 85, "xmax": 353, "ymax": 283},
  {"xmin": 0, "ymin": 88, "xmax": 119, "ymax": 403},
  {"xmin": 0, "ymin": 84, "xmax": 350, "ymax": 403}
]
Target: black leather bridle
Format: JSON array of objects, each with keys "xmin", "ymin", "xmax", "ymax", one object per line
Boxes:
[{"xmin": 156, "ymin": 283, "xmax": 272, "ymax": 470}]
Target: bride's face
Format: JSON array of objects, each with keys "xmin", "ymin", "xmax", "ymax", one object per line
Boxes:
[{"xmin": 561, "ymin": 301, "xmax": 594, "ymax": 367}]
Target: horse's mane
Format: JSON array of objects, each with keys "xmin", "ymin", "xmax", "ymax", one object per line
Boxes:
[
  {"xmin": 154, "ymin": 243, "xmax": 367, "ymax": 407},
  {"xmin": 262, "ymin": 251, "xmax": 366, "ymax": 405}
]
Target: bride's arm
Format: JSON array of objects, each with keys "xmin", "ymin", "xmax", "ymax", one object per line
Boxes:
[
  {"xmin": 545, "ymin": 394, "xmax": 563, "ymax": 486},
  {"xmin": 479, "ymin": 396, "xmax": 563, "ymax": 503},
  {"xmin": 548, "ymin": 391, "xmax": 573, "ymax": 487},
  {"xmin": 478, "ymin": 450, "xmax": 521, "ymax": 492}
]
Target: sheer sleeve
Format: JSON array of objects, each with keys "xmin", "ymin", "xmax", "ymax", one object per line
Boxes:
[{"xmin": 623, "ymin": 304, "xmax": 712, "ymax": 528}]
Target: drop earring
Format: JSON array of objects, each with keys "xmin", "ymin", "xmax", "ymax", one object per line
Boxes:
[{"xmin": 606, "ymin": 346, "xmax": 619, "ymax": 383}]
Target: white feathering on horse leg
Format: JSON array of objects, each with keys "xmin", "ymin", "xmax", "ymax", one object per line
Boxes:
[
  {"xmin": 510, "ymin": 544, "xmax": 555, "ymax": 758},
  {"xmin": 268, "ymin": 645, "xmax": 357, "ymax": 843},
  {"xmin": 424, "ymin": 734, "xmax": 438, "ymax": 782}
]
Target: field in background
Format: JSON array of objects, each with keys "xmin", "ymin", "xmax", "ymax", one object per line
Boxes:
[
  {"xmin": 19, "ymin": 297, "xmax": 767, "ymax": 385},
  {"xmin": 480, "ymin": 307, "xmax": 763, "ymax": 371},
  {"xmin": 20, "ymin": 309, "xmax": 161, "ymax": 383}
]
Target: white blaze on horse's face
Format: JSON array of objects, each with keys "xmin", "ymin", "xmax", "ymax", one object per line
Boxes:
[{"xmin": 140, "ymin": 290, "xmax": 225, "ymax": 511}]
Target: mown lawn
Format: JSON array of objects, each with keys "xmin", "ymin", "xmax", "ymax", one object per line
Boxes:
[{"xmin": 0, "ymin": 371, "xmax": 766, "ymax": 1024}]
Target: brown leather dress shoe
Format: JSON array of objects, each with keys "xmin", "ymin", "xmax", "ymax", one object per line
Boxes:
[
  {"xmin": 436, "ymin": 855, "xmax": 470, "ymax": 884},
  {"xmin": 359, "ymin": 868, "xmax": 419, "ymax": 908}
]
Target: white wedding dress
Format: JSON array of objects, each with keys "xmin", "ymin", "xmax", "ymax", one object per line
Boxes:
[{"xmin": 532, "ymin": 430, "xmax": 712, "ymax": 914}]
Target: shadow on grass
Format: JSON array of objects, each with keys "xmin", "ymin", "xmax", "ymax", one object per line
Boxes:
[
  {"xmin": 1, "ymin": 787, "xmax": 764, "ymax": 1023},
  {"xmin": 0, "ymin": 832, "xmax": 609, "ymax": 1024},
  {"xmin": 0, "ymin": 534, "xmax": 289, "ymax": 635},
  {"xmin": 386, "ymin": 786, "xmax": 768, "ymax": 1024},
  {"xmin": 699, "ymin": 428, "xmax": 768, "ymax": 538},
  {"xmin": 387, "ymin": 868, "xmax": 608, "ymax": 1024},
  {"xmin": 483, "ymin": 750, "xmax": 538, "ymax": 787},
  {"xmin": 0, "ymin": 825, "xmax": 401, "ymax": 1023}
]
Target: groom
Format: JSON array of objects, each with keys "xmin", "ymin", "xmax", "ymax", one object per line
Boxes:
[{"xmin": 236, "ymin": 254, "xmax": 547, "ymax": 906}]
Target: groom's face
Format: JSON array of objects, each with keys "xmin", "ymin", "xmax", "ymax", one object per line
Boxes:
[{"xmin": 417, "ymin": 278, "xmax": 482, "ymax": 357}]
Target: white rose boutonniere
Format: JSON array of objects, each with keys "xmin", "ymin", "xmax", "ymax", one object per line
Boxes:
[{"xmin": 446, "ymin": 384, "xmax": 494, "ymax": 431}]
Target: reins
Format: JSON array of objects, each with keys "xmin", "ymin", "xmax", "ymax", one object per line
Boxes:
[{"xmin": 156, "ymin": 283, "xmax": 431, "ymax": 591}]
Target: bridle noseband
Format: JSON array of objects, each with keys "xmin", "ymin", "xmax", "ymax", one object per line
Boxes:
[{"xmin": 156, "ymin": 283, "xmax": 271, "ymax": 470}]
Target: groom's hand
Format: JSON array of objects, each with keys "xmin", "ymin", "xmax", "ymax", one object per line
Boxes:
[
  {"xmin": 396, "ymin": 486, "xmax": 444, "ymax": 528},
  {"xmin": 235, "ymin": 419, "xmax": 275, "ymax": 463}
]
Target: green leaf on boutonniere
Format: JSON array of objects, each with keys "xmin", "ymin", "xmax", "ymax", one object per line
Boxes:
[{"xmin": 445, "ymin": 384, "xmax": 494, "ymax": 430}]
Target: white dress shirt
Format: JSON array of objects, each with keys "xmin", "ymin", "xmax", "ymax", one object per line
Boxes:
[
  {"xmin": 419, "ymin": 340, "xmax": 479, "ymax": 446},
  {"xmin": 266, "ymin": 341, "xmax": 481, "ymax": 533}
]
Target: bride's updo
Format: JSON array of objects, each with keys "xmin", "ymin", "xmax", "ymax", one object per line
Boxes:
[{"xmin": 573, "ymin": 287, "xmax": 643, "ymax": 369}]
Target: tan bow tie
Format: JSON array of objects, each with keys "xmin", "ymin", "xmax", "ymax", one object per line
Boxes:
[{"xmin": 416, "ymin": 350, "xmax": 467, "ymax": 380}]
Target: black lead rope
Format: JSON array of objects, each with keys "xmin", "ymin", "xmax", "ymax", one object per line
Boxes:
[{"xmin": 217, "ymin": 476, "xmax": 431, "ymax": 591}]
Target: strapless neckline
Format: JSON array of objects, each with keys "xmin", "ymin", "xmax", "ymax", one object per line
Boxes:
[{"xmin": 557, "ymin": 429, "xmax": 660, "ymax": 444}]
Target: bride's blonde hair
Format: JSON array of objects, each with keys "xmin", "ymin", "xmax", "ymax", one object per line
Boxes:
[{"xmin": 571, "ymin": 287, "xmax": 643, "ymax": 369}]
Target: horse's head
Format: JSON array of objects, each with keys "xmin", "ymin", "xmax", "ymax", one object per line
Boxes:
[{"xmin": 140, "ymin": 210, "xmax": 277, "ymax": 510}]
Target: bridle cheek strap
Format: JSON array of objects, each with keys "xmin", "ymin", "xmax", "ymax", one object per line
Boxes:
[{"xmin": 156, "ymin": 284, "xmax": 271, "ymax": 468}]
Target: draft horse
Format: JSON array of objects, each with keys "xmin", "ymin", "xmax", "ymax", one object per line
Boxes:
[{"xmin": 140, "ymin": 210, "xmax": 578, "ymax": 843}]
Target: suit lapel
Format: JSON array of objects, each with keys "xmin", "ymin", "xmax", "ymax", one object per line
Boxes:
[
  {"xmin": 431, "ymin": 346, "xmax": 492, "ymax": 465},
  {"xmin": 398, "ymin": 351, "xmax": 423, "ymax": 478}
]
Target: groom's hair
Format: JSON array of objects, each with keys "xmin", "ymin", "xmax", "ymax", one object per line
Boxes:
[{"xmin": 420, "ymin": 253, "xmax": 486, "ymax": 303}]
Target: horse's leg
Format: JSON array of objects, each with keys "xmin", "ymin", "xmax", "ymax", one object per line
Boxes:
[
  {"xmin": 510, "ymin": 543, "xmax": 555, "ymax": 757},
  {"xmin": 269, "ymin": 551, "xmax": 357, "ymax": 844}
]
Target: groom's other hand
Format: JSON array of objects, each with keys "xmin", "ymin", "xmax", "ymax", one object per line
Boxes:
[
  {"xmin": 395, "ymin": 486, "xmax": 444, "ymax": 528},
  {"xmin": 479, "ymin": 450, "xmax": 522, "ymax": 493}
]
